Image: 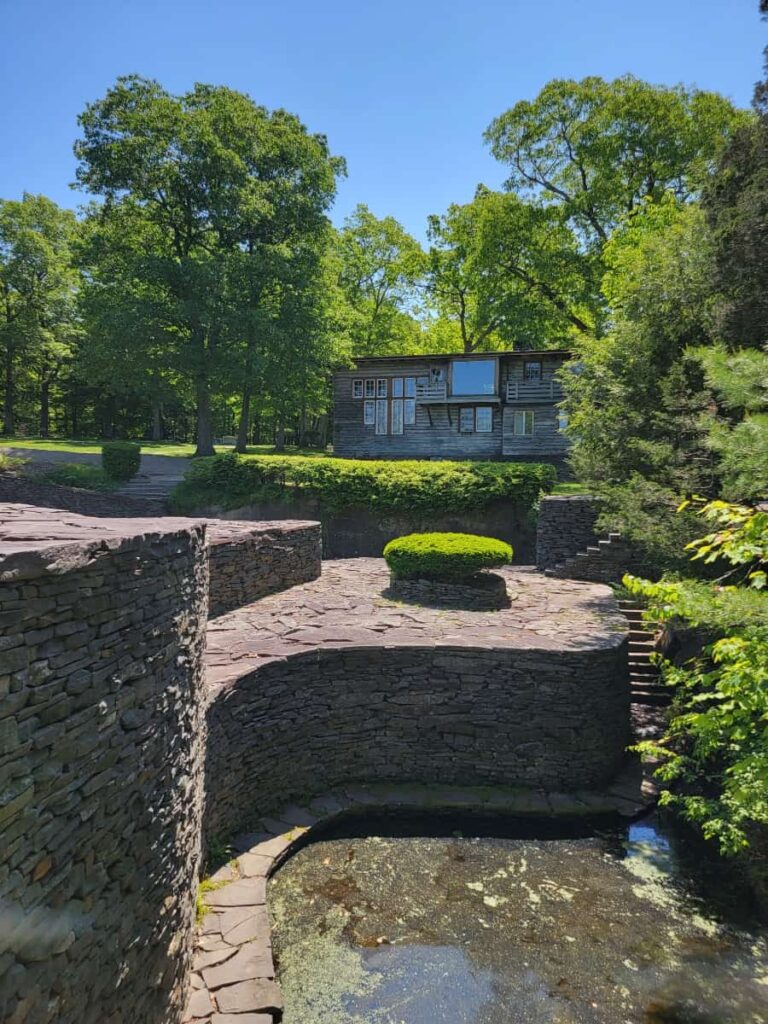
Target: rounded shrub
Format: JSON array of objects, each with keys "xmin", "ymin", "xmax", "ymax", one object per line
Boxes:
[
  {"xmin": 383, "ymin": 532, "xmax": 513, "ymax": 581},
  {"xmin": 101, "ymin": 441, "xmax": 141, "ymax": 482}
]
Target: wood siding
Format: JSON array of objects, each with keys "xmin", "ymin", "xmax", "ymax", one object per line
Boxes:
[{"xmin": 333, "ymin": 354, "xmax": 569, "ymax": 462}]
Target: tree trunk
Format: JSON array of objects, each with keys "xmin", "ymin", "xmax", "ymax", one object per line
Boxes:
[
  {"xmin": 235, "ymin": 382, "xmax": 252, "ymax": 454},
  {"xmin": 3, "ymin": 341, "xmax": 14, "ymax": 435},
  {"xmin": 151, "ymin": 399, "xmax": 164, "ymax": 441},
  {"xmin": 275, "ymin": 419, "xmax": 285, "ymax": 451},
  {"xmin": 40, "ymin": 379, "xmax": 50, "ymax": 438},
  {"xmin": 195, "ymin": 379, "xmax": 215, "ymax": 456}
]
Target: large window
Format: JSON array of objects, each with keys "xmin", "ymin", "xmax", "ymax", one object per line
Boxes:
[
  {"xmin": 375, "ymin": 399, "xmax": 388, "ymax": 434},
  {"xmin": 391, "ymin": 399, "xmax": 404, "ymax": 434},
  {"xmin": 513, "ymin": 410, "xmax": 535, "ymax": 436},
  {"xmin": 475, "ymin": 407, "xmax": 493, "ymax": 433},
  {"xmin": 451, "ymin": 359, "xmax": 496, "ymax": 396}
]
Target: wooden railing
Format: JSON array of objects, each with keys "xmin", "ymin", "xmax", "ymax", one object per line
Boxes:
[{"xmin": 506, "ymin": 380, "xmax": 563, "ymax": 403}]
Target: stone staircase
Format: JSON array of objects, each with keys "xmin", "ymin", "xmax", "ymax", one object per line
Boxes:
[
  {"xmin": 544, "ymin": 532, "xmax": 636, "ymax": 584},
  {"xmin": 617, "ymin": 599, "xmax": 669, "ymax": 706},
  {"xmin": 115, "ymin": 474, "xmax": 181, "ymax": 509}
]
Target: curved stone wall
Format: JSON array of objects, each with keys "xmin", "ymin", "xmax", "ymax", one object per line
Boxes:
[
  {"xmin": 203, "ymin": 562, "xmax": 630, "ymax": 840},
  {"xmin": 0, "ymin": 507, "xmax": 208, "ymax": 1024}
]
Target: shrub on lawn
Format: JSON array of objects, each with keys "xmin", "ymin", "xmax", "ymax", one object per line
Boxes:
[
  {"xmin": 169, "ymin": 452, "xmax": 556, "ymax": 517},
  {"xmin": 102, "ymin": 441, "xmax": 141, "ymax": 482},
  {"xmin": 383, "ymin": 532, "xmax": 513, "ymax": 581}
]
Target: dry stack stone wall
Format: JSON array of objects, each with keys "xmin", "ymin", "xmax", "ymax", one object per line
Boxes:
[
  {"xmin": 206, "ymin": 520, "xmax": 320, "ymax": 618},
  {"xmin": 0, "ymin": 509, "xmax": 208, "ymax": 1024},
  {"xmin": 536, "ymin": 495, "xmax": 602, "ymax": 571}
]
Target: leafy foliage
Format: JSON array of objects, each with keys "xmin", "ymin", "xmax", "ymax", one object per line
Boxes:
[
  {"xmin": 101, "ymin": 441, "xmax": 141, "ymax": 482},
  {"xmin": 169, "ymin": 452, "xmax": 555, "ymax": 516},
  {"xmin": 40, "ymin": 462, "xmax": 117, "ymax": 491},
  {"xmin": 626, "ymin": 500, "xmax": 768, "ymax": 854},
  {"xmin": 383, "ymin": 532, "xmax": 513, "ymax": 581}
]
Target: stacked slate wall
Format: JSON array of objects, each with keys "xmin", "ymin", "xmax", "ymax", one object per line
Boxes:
[
  {"xmin": 206, "ymin": 520, "xmax": 320, "ymax": 618},
  {"xmin": 536, "ymin": 495, "xmax": 602, "ymax": 571},
  {"xmin": 204, "ymin": 641, "xmax": 630, "ymax": 839},
  {"xmin": 0, "ymin": 523, "xmax": 208, "ymax": 1024}
]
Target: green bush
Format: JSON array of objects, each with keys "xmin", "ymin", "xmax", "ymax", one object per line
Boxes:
[
  {"xmin": 383, "ymin": 532, "xmax": 513, "ymax": 581},
  {"xmin": 101, "ymin": 441, "xmax": 141, "ymax": 482},
  {"xmin": 41, "ymin": 463, "xmax": 117, "ymax": 491},
  {"xmin": 169, "ymin": 452, "xmax": 556, "ymax": 517}
]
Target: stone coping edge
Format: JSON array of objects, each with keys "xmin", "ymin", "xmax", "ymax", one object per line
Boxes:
[{"xmin": 183, "ymin": 758, "xmax": 657, "ymax": 1023}]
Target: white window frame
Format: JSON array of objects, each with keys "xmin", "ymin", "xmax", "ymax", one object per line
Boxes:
[
  {"xmin": 363, "ymin": 400, "xmax": 375, "ymax": 426},
  {"xmin": 513, "ymin": 410, "xmax": 535, "ymax": 436},
  {"xmin": 364, "ymin": 379, "xmax": 375, "ymax": 398},
  {"xmin": 392, "ymin": 377, "xmax": 404, "ymax": 398},
  {"xmin": 404, "ymin": 398, "xmax": 416, "ymax": 426},
  {"xmin": 391, "ymin": 399, "xmax": 404, "ymax": 434},
  {"xmin": 377, "ymin": 378, "xmax": 388, "ymax": 398},
  {"xmin": 352, "ymin": 379, "xmax": 363, "ymax": 398},
  {"xmin": 375, "ymin": 399, "xmax": 388, "ymax": 434},
  {"xmin": 404, "ymin": 376, "xmax": 416, "ymax": 398},
  {"xmin": 459, "ymin": 407, "xmax": 475, "ymax": 433},
  {"xmin": 475, "ymin": 407, "xmax": 493, "ymax": 433}
]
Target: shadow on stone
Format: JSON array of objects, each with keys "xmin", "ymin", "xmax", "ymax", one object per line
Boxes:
[{"xmin": 383, "ymin": 571, "xmax": 511, "ymax": 610}]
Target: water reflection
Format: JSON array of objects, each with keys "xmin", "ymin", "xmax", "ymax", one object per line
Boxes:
[{"xmin": 268, "ymin": 811, "xmax": 768, "ymax": 1024}]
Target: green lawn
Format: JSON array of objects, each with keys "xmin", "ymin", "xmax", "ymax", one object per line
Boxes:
[
  {"xmin": 551, "ymin": 480, "xmax": 593, "ymax": 495},
  {"xmin": 0, "ymin": 437, "xmax": 331, "ymax": 459}
]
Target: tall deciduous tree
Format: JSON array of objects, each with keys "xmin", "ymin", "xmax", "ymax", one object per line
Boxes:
[
  {"xmin": 75, "ymin": 76, "xmax": 342, "ymax": 455},
  {"xmin": 333, "ymin": 204, "xmax": 425, "ymax": 356},
  {"xmin": 485, "ymin": 75, "xmax": 745, "ymax": 249},
  {"xmin": 426, "ymin": 188, "xmax": 597, "ymax": 352},
  {"xmin": 0, "ymin": 194, "xmax": 80, "ymax": 436}
]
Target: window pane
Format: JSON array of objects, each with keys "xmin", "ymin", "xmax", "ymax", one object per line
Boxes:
[
  {"xmin": 557, "ymin": 410, "xmax": 568, "ymax": 432},
  {"xmin": 377, "ymin": 378, "xmax": 388, "ymax": 397},
  {"xmin": 353, "ymin": 379, "xmax": 363, "ymax": 398},
  {"xmin": 514, "ymin": 410, "xmax": 535, "ymax": 435},
  {"xmin": 391, "ymin": 399, "xmax": 404, "ymax": 434},
  {"xmin": 459, "ymin": 407, "xmax": 475, "ymax": 432},
  {"xmin": 365, "ymin": 379, "xmax": 375, "ymax": 398},
  {"xmin": 364, "ymin": 400, "xmax": 375, "ymax": 425},
  {"xmin": 452, "ymin": 359, "xmax": 495, "ymax": 395},
  {"xmin": 404, "ymin": 377, "xmax": 416, "ymax": 397},
  {"xmin": 392, "ymin": 378, "xmax": 404, "ymax": 398},
  {"xmin": 475, "ymin": 407, "xmax": 493, "ymax": 432},
  {"xmin": 375, "ymin": 399, "xmax": 388, "ymax": 434},
  {"xmin": 524, "ymin": 361, "xmax": 542, "ymax": 382},
  {"xmin": 404, "ymin": 398, "xmax": 416, "ymax": 425}
]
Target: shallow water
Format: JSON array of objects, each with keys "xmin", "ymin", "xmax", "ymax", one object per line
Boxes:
[{"xmin": 268, "ymin": 811, "xmax": 768, "ymax": 1024}]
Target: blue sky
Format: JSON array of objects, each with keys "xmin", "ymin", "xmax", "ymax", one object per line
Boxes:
[{"xmin": 1, "ymin": 0, "xmax": 763, "ymax": 240}]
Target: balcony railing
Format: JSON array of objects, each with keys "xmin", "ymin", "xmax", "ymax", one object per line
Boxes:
[
  {"xmin": 415, "ymin": 381, "xmax": 447, "ymax": 402},
  {"xmin": 506, "ymin": 380, "xmax": 563, "ymax": 403}
]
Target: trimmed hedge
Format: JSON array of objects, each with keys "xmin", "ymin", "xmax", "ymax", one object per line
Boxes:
[
  {"xmin": 169, "ymin": 453, "xmax": 556, "ymax": 517},
  {"xmin": 102, "ymin": 442, "xmax": 141, "ymax": 482},
  {"xmin": 383, "ymin": 532, "xmax": 513, "ymax": 580}
]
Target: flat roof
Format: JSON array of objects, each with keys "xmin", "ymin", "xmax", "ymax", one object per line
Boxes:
[{"xmin": 348, "ymin": 349, "xmax": 571, "ymax": 364}]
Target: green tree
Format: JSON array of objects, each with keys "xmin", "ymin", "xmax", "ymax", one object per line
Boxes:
[
  {"xmin": 565, "ymin": 198, "xmax": 717, "ymax": 489},
  {"xmin": 486, "ymin": 75, "xmax": 745, "ymax": 248},
  {"xmin": 75, "ymin": 76, "xmax": 342, "ymax": 455},
  {"xmin": 333, "ymin": 204, "xmax": 425, "ymax": 357},
  {"xmin": 427, "ymin": 188, "xmax": 598, "ymax": 352},
  {"xmin": 0, "ymin": 194, "xmax": 80, "ymax": 436}
]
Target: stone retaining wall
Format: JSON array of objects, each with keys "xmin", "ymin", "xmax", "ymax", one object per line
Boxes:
[
  {"xmin": 0, "ymin": 516, "xmax": 208, "ymax": 1024},
  {"xmin": 0, "ymin": 474, "xmax": 166, "ymax": 518},
  {"xmin": 204, "ymin": 641, "xmax": 630, "ymax": 840},
  {"xmin": 206, "ymin": 520, "xmax": 321, "ymax": 618},
  {"xmin": 536, "ymin": 494, "xmax": 602, "ymax": 571}
]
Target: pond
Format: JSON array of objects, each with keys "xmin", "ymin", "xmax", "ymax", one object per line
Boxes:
[{"xmin": 268, "ymin": 810, "xmax": 768, "ymax": 1024}]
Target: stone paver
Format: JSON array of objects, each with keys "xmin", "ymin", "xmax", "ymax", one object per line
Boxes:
[{"xmin": 205, "ymin": 559, "xmax": 626, "ymax": 689}]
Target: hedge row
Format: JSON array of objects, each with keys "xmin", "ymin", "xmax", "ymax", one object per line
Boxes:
[{"xmin": 169, "ymin": 453, "xmax": 557, "ymax": 517}]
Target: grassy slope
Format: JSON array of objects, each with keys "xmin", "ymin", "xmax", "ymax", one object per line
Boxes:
[{"xmin": 0, "ymin": 438, "xmax": 330, "ymax": 459}]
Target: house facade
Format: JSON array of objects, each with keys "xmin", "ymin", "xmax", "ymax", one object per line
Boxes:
[{"xmin": 333, "ymin": 350, "xmax": 571, "ymax": 465}]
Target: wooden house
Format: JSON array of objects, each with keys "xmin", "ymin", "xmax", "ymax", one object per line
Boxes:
[{"xmin": 332, "ymin": 350, "xmax": 571, "ymax": 466}]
